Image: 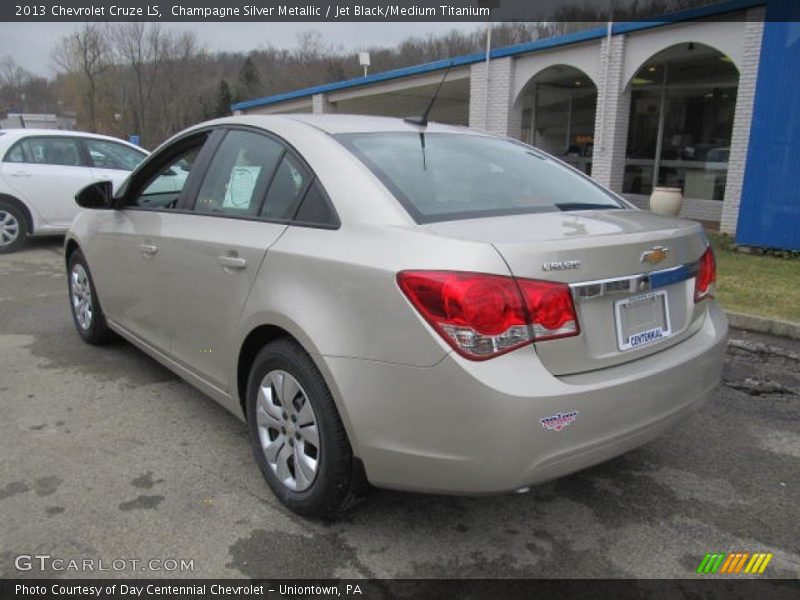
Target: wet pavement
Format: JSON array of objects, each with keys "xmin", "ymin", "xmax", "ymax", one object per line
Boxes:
[{"xmin": 1, "ymin": 238, "xmax": 798, "ymax": 579}]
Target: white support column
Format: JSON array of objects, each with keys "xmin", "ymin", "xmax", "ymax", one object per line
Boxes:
[
  {"xmin": 469, "ymin": 57, "xmax": 517, "ymax": 137},
  {"xmin": 312, "ymin": 93, "xmax": 335, "ymax": 114},
  {"xmin": 592, "ymin": 34, "xmax": 629, "ymax": 192},
  {"xmin": 720, "ymin": 7, "xmax": 766, "ymax": 235}
]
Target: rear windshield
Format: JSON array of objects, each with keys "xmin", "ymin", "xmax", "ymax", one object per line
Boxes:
[{"xmin": 336, "ymin": 132, "xmax": 623, "ymax": 223}]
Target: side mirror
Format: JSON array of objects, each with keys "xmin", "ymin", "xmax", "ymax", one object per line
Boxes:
[{"xmin": 75, "ymin": 181, "xmax": 115, "ymax": 209}]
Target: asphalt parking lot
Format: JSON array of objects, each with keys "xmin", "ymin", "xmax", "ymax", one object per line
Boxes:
[{"xmin": 1, "ymin": 238, "xmax": 798, "ymax": 580}]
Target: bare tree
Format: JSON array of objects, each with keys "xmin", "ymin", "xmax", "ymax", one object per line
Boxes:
[
  {"xmin": 51, "ymin": 24, "xmax": 111, "ymax": 131},
  {"xmin": 113, "ymin": 22, "xmax": 170, "ymax": 145},
  {"xmin": 0, "ymin": 56, "xmax": 31, "ymax": 91},
  {"xmin": 0, "ymin": 56, "xmax": 30, "ymax": 115},
  {"xmin": 154, "ymin": 29, "xmax": 205, "ymax": 140}
]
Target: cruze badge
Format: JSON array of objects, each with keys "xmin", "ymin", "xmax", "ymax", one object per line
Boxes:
[
  {"xmin": 542, "ymin": 259, "xmax": 581, "ymax": 271},
  {"xmin": 641, "ymin": 246, "xmax": 669, "ymax": 265},
  {"xmin": 540, "ymin": 411, "xmax": 579, "ymax": 432}
]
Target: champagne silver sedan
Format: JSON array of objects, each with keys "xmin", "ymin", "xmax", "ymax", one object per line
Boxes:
[{"xmin": 66, "ymin": 115, "xmax": 728, "ymax": 517}]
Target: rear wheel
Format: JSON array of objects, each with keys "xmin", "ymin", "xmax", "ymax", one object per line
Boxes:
[
  {"xmin": 0, "ymin": 201, "xmax": 28, "ymax": 254},
  {"xmin": 246, "ymin": 338, "xmax": 364, "ymax": 517},
  {"xmin": 67, "ymin": 249, "xmax": 116, "ymax": 344}
]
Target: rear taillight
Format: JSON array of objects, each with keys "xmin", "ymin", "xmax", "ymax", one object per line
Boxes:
[
  {"xmin": 694, "ymin": 246, "xmax": 716, "ymax": 302},
  {"xmin": 397, "ymin": 271, "xmax": 579, "ymax": 360}
]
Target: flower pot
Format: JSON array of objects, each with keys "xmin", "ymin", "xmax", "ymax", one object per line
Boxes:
[{"xmin": 649, "ymin": 186, "xmax": 684, "ymax": 217}]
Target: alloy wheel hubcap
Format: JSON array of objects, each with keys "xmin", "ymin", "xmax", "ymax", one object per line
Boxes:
[
  {"xmin": 0, "ymin": 210, "xmax": 20, "ymax": 246},
  {"xmin": 70, "ymin": 264, "xmax": 93, "ymax": 330},
  {"xmin": 256, "ymin": 370, "xmax": 320, "ymax": 492}
]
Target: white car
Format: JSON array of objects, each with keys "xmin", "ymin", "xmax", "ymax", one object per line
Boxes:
[{"xmin": 0, "ymin": 129, "xmax": 148, "ymax": 253}]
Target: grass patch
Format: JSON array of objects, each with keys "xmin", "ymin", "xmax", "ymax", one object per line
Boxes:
[{"xmin": 708, "ymin": 232, "xmax": 800, "ymax": 323}]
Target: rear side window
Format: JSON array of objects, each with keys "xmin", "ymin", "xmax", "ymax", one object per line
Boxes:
[
  {"xmin": 260, "ymin": 153, "xmax": 311, "ymax": 220},
  {"xmin": 5, "ymin": 141, "xmax": 26, "ymax": 162},
  {"xmin": 194, "ymin": 130, "xmax": 284, "ymax": 217},
  {"xmin": 86, "ymin": 139, "xmax": 146, "ymax": 171},
  {"xmin": 5, "ymin": 137, "xmax": 83, "ymax": 167},
  {"xmin": 336, "ymin": 133, "xmax": 623, "ymax": 224},
  {"xmin": 294, "ymin": 180, "xmax": 338, "ymax": 227}
]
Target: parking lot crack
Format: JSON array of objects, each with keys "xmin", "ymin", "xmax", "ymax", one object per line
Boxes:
[{"xmin": 723, "ymin": 377, "xmax": 798, "ymax": 397}]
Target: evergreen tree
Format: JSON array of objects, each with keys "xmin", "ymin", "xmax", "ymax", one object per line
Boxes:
[
  {"xmin": 214, "ymin": 79, "xmax": 232, "ymax": 117},
  {"xmin": 236, "ymin": 55, "xmax": 261, "ymax": 101}
]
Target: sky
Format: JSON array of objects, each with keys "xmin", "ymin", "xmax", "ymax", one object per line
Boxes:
[{"xmin": 0, "ymin": 21, "xmax": 481, "ymax": 77}]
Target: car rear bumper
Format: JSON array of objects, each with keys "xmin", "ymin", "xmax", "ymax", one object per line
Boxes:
[{"xmin": 319, "ymin": 302, "xmax": 728, "ymax": 494}]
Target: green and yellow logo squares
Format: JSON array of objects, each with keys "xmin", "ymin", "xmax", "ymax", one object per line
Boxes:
[{"xmin": 697, "ymin": 552, "xmax": 773, "ymax": 574}]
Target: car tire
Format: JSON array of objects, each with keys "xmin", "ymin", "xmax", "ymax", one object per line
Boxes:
[
  {"xmin": 0, "ymin": 200, "xmax": 28, "ymax": 254},
  {"xmin": 67, "ymin": 249, "xmax": 117, "ymax": 345},
  {"xmin": 246, "ymin": 338, "xmax": 365, "ymax": 518}
]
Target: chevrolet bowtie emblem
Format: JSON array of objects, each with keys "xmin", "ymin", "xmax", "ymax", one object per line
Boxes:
[{"xmin": 641, "ymin": 246, "xmax": 669, "ymax": 265}]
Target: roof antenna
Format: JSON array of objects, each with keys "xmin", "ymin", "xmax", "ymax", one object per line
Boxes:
[{"xmin": 404, "ymin": 60, "xmax": 454, "ymax": 127}]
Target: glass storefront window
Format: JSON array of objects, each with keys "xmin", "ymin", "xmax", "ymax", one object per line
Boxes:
[
  {"xmin": 518, "ymin": 66, "xmax": 597, "ymax": 176},
  {"xmin": 623, "ymin": 45, "xmax": 739, "ymax": 200},
  {"xmin": 625, "ymin": 88, "xmax": 661, "ymax": 194}
]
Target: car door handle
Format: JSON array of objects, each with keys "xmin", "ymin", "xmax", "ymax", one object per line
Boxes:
[
  {"xmin": 217, "ymin": 255, "xmax": 247, "ymax": 270},
  {"xmin": 9, "ymin": 170, "xmax": 31, "ymax": 177},
  {"xmin": 138, "ymin": 243, "xmax": 158, "ymax": 256}
]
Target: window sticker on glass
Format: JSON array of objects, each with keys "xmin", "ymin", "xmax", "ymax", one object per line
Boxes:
[{"xmin": 223, "ymin": 165, "xmax": 261, "ymax": 210}]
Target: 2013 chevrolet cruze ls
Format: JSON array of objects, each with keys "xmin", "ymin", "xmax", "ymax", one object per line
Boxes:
[{"xmin": 66, "ymin": 115, "xmax": 728, "ymax": 517}]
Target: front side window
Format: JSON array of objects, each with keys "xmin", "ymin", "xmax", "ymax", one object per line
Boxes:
[
  {"xmin": 126, "ymin": 144, "xmax": 201, "ymax": 210},
  {"xmin": 4, "ymin": 137, "xmax": 83, "ymax": 167},
  {"xmin": 194, "ymin": 130, "xmax": 284, "ymax": 217},
  {"xmin": 86, "ymin": 139, "xmax": 146, "ymax": 171},
  {"xmin": 337, "ymin": 133, "xmax": 622, "ymax": 224}
]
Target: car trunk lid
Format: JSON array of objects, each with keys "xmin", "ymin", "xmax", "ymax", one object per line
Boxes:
[{"xmin": 424, "ymin": 209, "xmax": 710, "ymax": 375}]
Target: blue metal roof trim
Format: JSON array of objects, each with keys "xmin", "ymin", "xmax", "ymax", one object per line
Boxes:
[{"xmin": 232, "ymin": 0, "xmax": 765, "ymax": 111}]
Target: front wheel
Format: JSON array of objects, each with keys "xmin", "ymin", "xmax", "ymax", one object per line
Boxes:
[
  {"xmin": 0, "ymin": 201, "xmax": 28, "ymax": 254},
  {"xmin": 67, "ymin": 249, "xmax": 116, "ymax": 344},
  {"xmin": 246, "ymin": 339, "xmax": 364, "ymax": 517}
]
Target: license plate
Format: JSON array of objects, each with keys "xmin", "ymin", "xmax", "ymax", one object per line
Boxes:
[{"xmin": 614, "ymin": 290, "xmax": 672, "ymax": 351}]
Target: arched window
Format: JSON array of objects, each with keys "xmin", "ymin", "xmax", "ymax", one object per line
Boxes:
[
  {"xmin": 623, "ymin": 43, "xmax": 739, "ymax": 200},
  {"xmin": 517, "ymin": 65, "xmax": 597, "ymax": 175}
]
